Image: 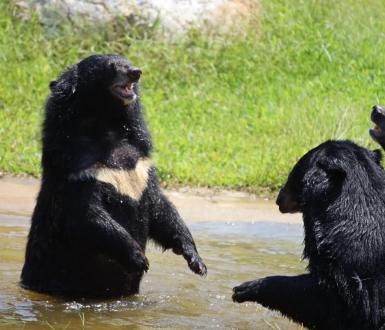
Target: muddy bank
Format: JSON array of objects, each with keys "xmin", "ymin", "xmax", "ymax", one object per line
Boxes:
[{"xmin": 0, "ymin": 175, "xmax": 301, "ymax": 227}]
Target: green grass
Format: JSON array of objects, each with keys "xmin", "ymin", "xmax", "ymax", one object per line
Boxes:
[{"xmin": 1, "ymin": 0, "xmax": 385, "ymax": 192}]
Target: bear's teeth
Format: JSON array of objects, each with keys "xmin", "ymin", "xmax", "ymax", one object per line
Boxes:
[{"xmin": 123, "ymin": 83, "xmax": 133, "ymax": 92}]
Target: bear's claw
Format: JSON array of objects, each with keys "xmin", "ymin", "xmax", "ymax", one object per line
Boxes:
[{"xmin": 188, "ymin": 255, "xmax": 207, "ymax": 277}]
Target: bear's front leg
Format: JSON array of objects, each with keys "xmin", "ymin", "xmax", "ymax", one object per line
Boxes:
[
  {"xmin": 64, "ymin": 183, "xmax": 149, "ymax": 274},
  {"xmin": 233, "ymin": 274, "xmax": 331, "ymax": 329},
  {"xmin": 148, "ymin": 191, "xmax": 207, "ymax": 276}
]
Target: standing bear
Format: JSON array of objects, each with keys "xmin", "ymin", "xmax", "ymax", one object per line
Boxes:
[
  {"xmin": 233, "ymin": 140, "xmax": 385, "ymax": 329},
  {"xmin": 21, "ymin": 54, "xmax": 207, "ymax": 298}
]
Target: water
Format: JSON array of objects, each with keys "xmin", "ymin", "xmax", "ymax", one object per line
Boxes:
[{"xmin": 0, "ymin": 220, "xmax": 305, "ymax": 329}]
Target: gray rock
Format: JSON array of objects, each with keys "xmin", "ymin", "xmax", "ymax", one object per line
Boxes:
[{"xmin": 12, "ymin": 0, "xmax": 259, "ymax": 34}]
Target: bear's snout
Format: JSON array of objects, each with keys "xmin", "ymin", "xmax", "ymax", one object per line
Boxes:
[
  {"xmin": 276, "ymin": 189, "xmax": 300, "ymax": 213},
  {"xmin": 371, "ymin": 105, "xmax": 385, "ymax": 129},
  {"xmin": 128, "ymin": 68, "xmax": 142, "ymax": 82}
]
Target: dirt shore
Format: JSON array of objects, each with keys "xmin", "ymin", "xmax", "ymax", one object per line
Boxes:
[{"xmin": 0, "ymin": 175, "xmax": 301, "ymax": 227}]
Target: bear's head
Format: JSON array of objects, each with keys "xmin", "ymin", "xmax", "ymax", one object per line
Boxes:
[
  {"xmin": 49, "ymin": 54, "xmax": 142, "ymax": 107},
  {"xmin": 276, "ymin": 140, "xmax": 383, "ymax": 214},
  {"xmin": 370, "ymin": 105, "xmax": 385, "ymax": 149}
]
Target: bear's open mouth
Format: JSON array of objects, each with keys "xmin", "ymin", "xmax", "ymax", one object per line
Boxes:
[
  {"xmin": 112, "ymin": 82, "xmax": 135, "ymax": 99},
  {"xmin": 109, "ymin": 80, "xmax": 137, "ymax": 106},
  {"xmin": 370, "ymin": 125, "xmax": 384, "ymax": 140},
  {"xmin": 372, "ymin": 125, "xmax": 382, "ymax": 133}
]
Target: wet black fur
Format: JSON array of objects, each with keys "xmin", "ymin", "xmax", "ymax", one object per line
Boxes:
[
  {"xmin": 233, "ymin": 140, "xmax": 385, "ymax": 329},
  {"xmin": 21, "ymin": 54, "xmax": 207, "ymax": 298}
]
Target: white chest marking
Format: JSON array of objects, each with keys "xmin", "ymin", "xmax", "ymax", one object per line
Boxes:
[{"xmin": 95, "ymin": 158, "xmax": 152, "ymax": 201}]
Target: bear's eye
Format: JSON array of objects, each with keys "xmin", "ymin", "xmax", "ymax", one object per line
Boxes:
[{"xmin": 108, "ymin": 62, "xmax": 117, "ymax": 72}]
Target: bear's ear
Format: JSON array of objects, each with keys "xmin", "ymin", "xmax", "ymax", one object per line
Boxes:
[
  {"xmin": 371, "ymin": 149, "xmax": 383, "ymax": 165},
  {"xmin": 49, "ymin": 65, "xmax": 78, "ymax": 100},
  {"xmin": 302, "ymin": 157, "xmax": 346, "ymax": 201},
  {"xmin": 316, "ymin": 157, "xmax": 346, "ymax": 183}
]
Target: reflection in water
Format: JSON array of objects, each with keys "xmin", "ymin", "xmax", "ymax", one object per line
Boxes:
[{"xmin": 0, "ymin": 222, "xmax": 305, "ymax": 329}]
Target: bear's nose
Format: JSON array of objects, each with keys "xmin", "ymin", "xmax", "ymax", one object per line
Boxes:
[
  {"xmin": 373, "ymin": 105, "xmax": 385, "ymax": 115},
  {"xmin": 372, "ymin": 105, "xmax": 385, "ymax": 123},
  {"xmin": 129, "ymin": 68, "xmax": 142, "ymax": 82}
]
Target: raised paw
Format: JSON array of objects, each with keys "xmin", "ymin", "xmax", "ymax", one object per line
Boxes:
[
  {"xmin": 232, "ymin": 279, "xmax": 263, "ymax": 303},
  {"xmin": 187, "ymin": 254, "xmax": 207, "ymax": 277}
]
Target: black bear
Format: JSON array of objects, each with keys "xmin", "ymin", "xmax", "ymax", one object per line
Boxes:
[
  {"xmin": 233, "ymin": 140, "xmax": 385, "ymax": 329},
  {"xmin": 21, "ymin": 54, "xmax": 207, "ymax": 298}
]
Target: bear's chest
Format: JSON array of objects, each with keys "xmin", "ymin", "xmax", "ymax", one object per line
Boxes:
[
  {"xmin": 96, "ymin": 157, "xmax": 152, "ymax": 201},
  {"xmin": 69, "ymin": 143, "xmax": 153, "ymax": 201}
]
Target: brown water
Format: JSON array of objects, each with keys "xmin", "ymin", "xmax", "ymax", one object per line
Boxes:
[{"xmin": 0, "ymin": 220, "xmax": 305, "ymax": 329}]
